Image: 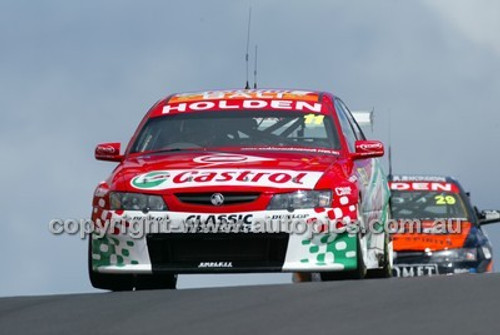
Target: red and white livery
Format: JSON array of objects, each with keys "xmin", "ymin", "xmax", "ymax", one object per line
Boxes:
[{"xmin": 89, "ymin": 89, "xmax": 391, "ymax": 290}]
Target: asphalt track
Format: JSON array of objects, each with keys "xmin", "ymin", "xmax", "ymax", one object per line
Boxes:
[{"xmin": 1, "ymin": 274, "xmax": 499, "ymax": 335}]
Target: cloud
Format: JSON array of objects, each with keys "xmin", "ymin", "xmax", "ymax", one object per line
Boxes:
[
  {"xmin": 1, "ymin": 0, "xmax": 500, "ymax": 296},
  {"xmin": 424, "ymin": 0, "xmax": 500, "ymax": 56}
]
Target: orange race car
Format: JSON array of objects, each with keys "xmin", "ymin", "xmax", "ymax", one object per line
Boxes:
[{"xmin": 389, "ymin": 174, "xmax": 500, "ymax": 277}]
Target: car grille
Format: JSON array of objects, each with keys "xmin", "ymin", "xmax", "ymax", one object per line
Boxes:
[
  {"xmin": 175, "ymin": 192, "xmax": 260, "ymax": 205},
  {"xmin": 147, "ymin": 233, "xmax": 289, "ymax": 272}
]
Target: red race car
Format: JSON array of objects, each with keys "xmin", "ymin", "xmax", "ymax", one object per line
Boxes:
[{"xmin": 89, "ymin": 89, "xmax": 391, "ymax": 290}]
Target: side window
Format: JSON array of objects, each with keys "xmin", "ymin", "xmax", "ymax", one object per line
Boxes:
[
  {"xmin": 338, "ymin": 99, "xmax": 366, "ymax": 140},
  {"xmin": 335, "ymin": 99, "xmax": 357, "ymax": 152}
]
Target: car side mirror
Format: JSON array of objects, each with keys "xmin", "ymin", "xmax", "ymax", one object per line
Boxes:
[
  {"xmin": 479, "ymin": 209, "xmax": 500, "ymax": 225},
  {"xmin": 351, "ymin": 140, "xmax": 384, "ymax": 160},
  {"xmin": 95, "ymin": 143, "xmax": 123, "ymax": 162}
]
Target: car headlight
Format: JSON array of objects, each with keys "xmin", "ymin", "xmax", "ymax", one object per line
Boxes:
[
  {"xmin": 109, "ymin": 192, "xmax": 167, "ymax": 211},
  {"xmin": 429, "ymin": 248, "xmax": 477, "ymax": 262},
  {"xmin": 267, "ymin": 190, "xmax": 332, "ymax": 210}
]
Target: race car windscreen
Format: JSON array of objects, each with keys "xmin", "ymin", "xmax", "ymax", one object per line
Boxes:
[
  {"xmin": 131, "ymin": 111, "xmax": 341, "ymax": 153},
  {"xmin": 390, "ymin": 190, "xmax": 469, "ymax": 220}
]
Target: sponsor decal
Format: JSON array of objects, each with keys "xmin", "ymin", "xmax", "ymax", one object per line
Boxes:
[
  {"xmin": 335, "ymin": 186, "xmax": 352, "ymax": 196},
  {"xmin": 183, "ymin": 214, "xmax": 254, "ymax": 233},
  {"xmin": 392, "ymin": 222, "xmax": 471, "ymax": 251},
  {"xmin": 359, "ymin": 142, "xmax": 383, "ymax": 150},
  {"xmin": 186, "ymin": 214, "xmax": 253, "ymax": 225},
  {"xmin": 240, "ymin": 146, "xmax": 339, "ymax": 155},
  {"xmin": 96, "ymin": 145, "xmax": 117, "ymax": 155},
  {"xmin": 393, "ymin": 264, "xmax": 438, "ymax": 277},
  {"xmin": 193, "ymin": 153, "xmax": 274, "ymax": 167},
  {"xmin": 389, "ymin": 182, "xmax": 458, "ymax": 192},
  {"xmin": 198, "ymin": 262, "xmax": 233, "ymax": 268},
  {"xmin": 131, "ymin": 169, "xmax": 323, "ymax": 190},
  {"xmin": 131, "ymin": 171, "xmax": 171, "ymax": 189},
  {"xmin": 161, "ymin": 99, "xmax": 322, "ymax": 114},
  {"xmin": 268, "ymin": 213, "xmax": 310, "ymax": 220},
  {"xmin": 392, "ymin": 175, "xmax": 447, "ymax": 182},
  {"xmin": 170, "ymin": 89, "xmax": 319, "ymax": 103}
]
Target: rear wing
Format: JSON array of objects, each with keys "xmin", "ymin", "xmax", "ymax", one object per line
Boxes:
[{"xmin": 352, "ymin": 110, "xmax": 374, "ymax": 130}]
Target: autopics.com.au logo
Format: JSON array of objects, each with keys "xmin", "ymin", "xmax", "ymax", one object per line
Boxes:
[{"xmin": 48, "ymin": 216, "xmax": 466, "ymax": 240}]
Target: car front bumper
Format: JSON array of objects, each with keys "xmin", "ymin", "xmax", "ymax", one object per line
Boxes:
[
  {"xmin": 393, "ymin": 251, "xmax": 492, "ymax": 277},
  {"xmin": 90, "ymin": 208, "xmax": 360, "ymax": 275}
]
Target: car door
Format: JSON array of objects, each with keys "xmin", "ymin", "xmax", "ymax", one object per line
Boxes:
[{"xmin": 335, "ymin": 98, "xmax": 390, "ymax": 266}]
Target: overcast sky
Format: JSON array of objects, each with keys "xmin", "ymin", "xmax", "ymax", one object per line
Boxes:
[{"xmin": 1, "ymin": 0, "xmax": 500, "ymax": 297}]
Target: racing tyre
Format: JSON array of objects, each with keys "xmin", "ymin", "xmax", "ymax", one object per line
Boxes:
[
  {"xmin": 135, "ymin": 274, "xmax": 177, "ymax": 290},
  {"xmin": 320, "ymin": 236, "xmax": 366, "ymax": 281},
  {"xmin": 367, "ymin": 208, "xmax": 393, "ymax": 279},
  {"xmin": 366, "ymin": 232, "xmax": 392, "ymax": 279}
]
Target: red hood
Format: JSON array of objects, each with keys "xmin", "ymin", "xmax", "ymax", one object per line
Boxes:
[{"xmin": 109, "ymin": 151, "xmax": 346, "ymax": 193}]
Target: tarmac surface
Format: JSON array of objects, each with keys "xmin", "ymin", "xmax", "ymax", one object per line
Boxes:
[{"xmin": 1, "ymin": 274, "xmax": 499, "ymax": 334}]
